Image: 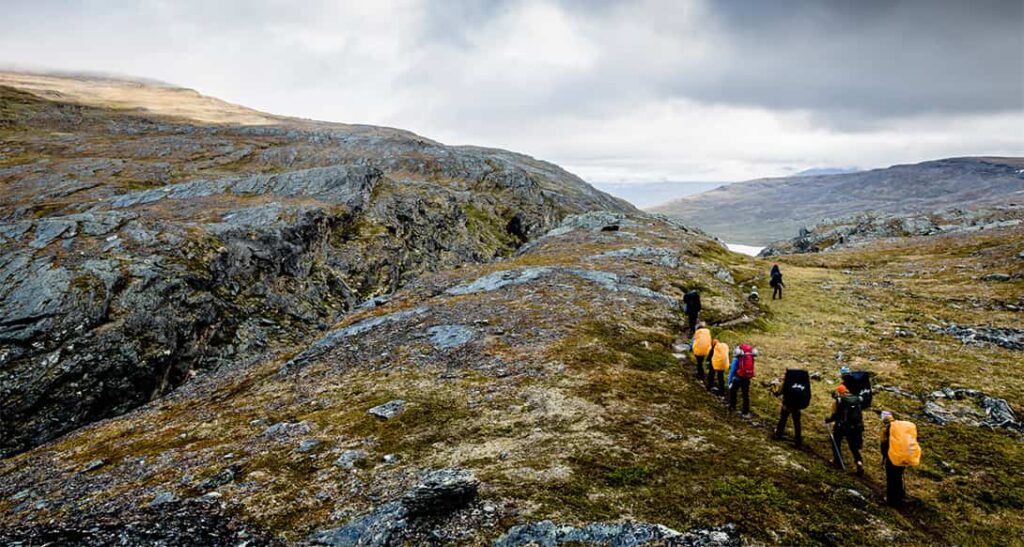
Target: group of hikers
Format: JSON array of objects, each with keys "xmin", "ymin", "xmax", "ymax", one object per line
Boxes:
[{"xmin": 679, "ymin": 265, "xmax": 921, "ymax": 507}]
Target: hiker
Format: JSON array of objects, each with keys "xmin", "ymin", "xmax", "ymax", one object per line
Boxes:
[
  {"xmin": 682, "ymin": 290, "xmax": 702, "ymax": 335},
  {"xmin": 728, "ymin": 344, "xmax": 757, "ymax": 416},
  {"xmin": 705, "ymin": 338, "xmax": 729, "ymax": 394},
  {"xmin": 879, "ymin": 411, "xmax": 905, "ymax": 506},
  {"xmin": 770, "ymin": 265, "xmax": 784, "ymax": 300},
  {"xmin": 825, "ymin": 384, "xmax": 865, "ymax": 475},
  {"xmin": 772, "ymin": 368, "xmax": 811, "ymax": 447},
  {"xmin": 689, "ymin": 323, "xmax": 712, "ymax": 381}
]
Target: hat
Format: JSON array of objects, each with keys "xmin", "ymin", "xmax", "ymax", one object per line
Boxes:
[
  {"xmin": 880, "ymin": 410, "xmax": 893, "ymax": 420},
  {"xmin": 839, "ymin": 366, "xmax": 851, "ymax": 375},
  {"xmin": 837, "ymin": 384, "xmax": 849, "ymax": 395}
]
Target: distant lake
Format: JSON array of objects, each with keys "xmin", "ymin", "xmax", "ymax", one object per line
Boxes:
[
  {"xmin": 591, "ymin": 181, "xmax": 728, "ymax": 209},
  {"xmin": 725, "ymin": 243, "xmax": 763, "ymax": 256}
]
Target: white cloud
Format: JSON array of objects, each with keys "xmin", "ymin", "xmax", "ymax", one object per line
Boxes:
[{"xmin": 0, "ymin": 0, "xmax": 1020, "ymax": 182}]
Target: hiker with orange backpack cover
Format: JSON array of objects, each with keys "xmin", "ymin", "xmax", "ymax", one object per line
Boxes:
[
  {"xmin": 880, "ymin": 410, "xmax": 921, "ymax": 506},
  {"xmin": 705, "ymin": 339, "xmax": 729, "ymax": 395},
  {"xmin": 727, "ymin": 344, "xmax": 757, "ymax": 416},
  {"xmin": 689, "ymin": 323, "xmax": 712, "ymax": 382}
]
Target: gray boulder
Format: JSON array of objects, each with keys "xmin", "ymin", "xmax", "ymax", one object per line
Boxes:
[{"xmin": 368, "ymin": 400, "xmax": 407, "ymax": 420}]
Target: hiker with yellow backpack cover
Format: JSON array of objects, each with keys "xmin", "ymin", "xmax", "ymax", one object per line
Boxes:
[
  {"xmin": 880, "ymin": 410, "xmax": 921, "ymax": 507},
  {"xmin": 689, "ymin": 324, "xmax": 712, "ymax": 382},
  {"xmin": 705, "ymin": 339, "xmax": 729, "ymax": 395}
]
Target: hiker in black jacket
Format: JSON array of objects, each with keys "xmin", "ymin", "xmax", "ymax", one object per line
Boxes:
[
  {"xmin": 826, "ymin": 384, "xmax": 865, "ymax": 475},
  {"xmin": 772, "ymin": 369, "xmax": 810, "ymax": 448},
  {"xmin": 770, "ymin": 265, "xmax": 784, "ymax": 300},
  {"xmin": 682, "ymin": 290, "xmax": 701, "ymax": 336}
]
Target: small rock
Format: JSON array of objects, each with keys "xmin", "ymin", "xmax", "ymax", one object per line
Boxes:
[
  {"xmin": 196, "ymin": 464, "xmax": 239, "ymax": 492},
  {"xmin": 369, "ymin": 400, "xmax": 406, "ymax": 420},
  {"xmin": 297, "ymin": 439, "xmax": 323, "ymax": 453},
  {"xmin": 400, "ymin": 468, "xmax": 479, "ymax": 516},
  {"xmin": 149, "ymin": 491, "xmax": 180, "ymax": 506},
  {"xmin": 334, "ymin": 449, "xmax": 368, "ymax": 469},
  {"xmin": 262, "ymin": 421, "xmax": 312, "ymax": 439},
  {"xmin": 81, "ymin": 459, "xmax": 107, "ymax": 473},
  {"xmin": 382, "ymin": 454, "xmax": 401, "ymax": 465},
  {"xmin": 981, "ymin": 273, "xmax": 1011, "ymax": 282}
]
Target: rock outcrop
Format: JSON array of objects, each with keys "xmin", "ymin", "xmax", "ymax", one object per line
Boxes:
[
  {"xmin": 0, "ymin": 79, "xmax": 633, "ymax": 457},
  {"xmin": 759, "ymin": 206, "xmax": 1024, "ymax": 256}
]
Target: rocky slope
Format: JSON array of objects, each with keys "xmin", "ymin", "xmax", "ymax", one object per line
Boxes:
[
  {"xmin": 760, "ymin": 205, "xmax": 1024, "ymax": 256},
  {"xmin": 1, "ymin": 208, "xmax": 936, "ymax": 545},
  {"xmin": 649, "ymin": 157, "xmax": 1024, "ymax": 245},
  {"xmin": 0, "ymin": 74, "xmax": 632, "ymax": 458}
]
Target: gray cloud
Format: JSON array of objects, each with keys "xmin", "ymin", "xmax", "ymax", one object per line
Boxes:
[{"xmin": 0, "ymin": 0, "xmax": 1020, "ymax": 182}]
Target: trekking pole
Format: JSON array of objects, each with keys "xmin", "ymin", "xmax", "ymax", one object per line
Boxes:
[{"xmin": 824, "ymin": 422, "xmax": 846, "ymax": 470}]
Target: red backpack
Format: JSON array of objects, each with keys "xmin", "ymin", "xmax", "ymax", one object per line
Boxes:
[{"xmin": 736, "ymin": 344, "xmax": 755, "ymax": 379}]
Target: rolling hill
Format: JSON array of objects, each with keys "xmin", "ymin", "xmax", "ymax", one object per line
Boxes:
[{"xmin": 649, "ymin": 157, "xmax": 1024, "ymax": 245}]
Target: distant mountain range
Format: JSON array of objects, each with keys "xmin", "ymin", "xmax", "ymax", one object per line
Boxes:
[
  {"xmin": 591, "ymin": 181, "xmax": 726, "ymax": 208},
  {"xmin": 649, "ymin": 157, "xmax": 1024, "ymax": 244}
]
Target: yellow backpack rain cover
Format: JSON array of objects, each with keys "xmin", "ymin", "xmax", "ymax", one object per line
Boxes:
[
  {"xmin": 888, "ymin": 420, "xmax": 921, "ymax": 467},
  {"xmin": 712, "ymin": 342, "xmax": 730, "ymax": 371},
  {"xmin": 693, "ymin": 329, "xmax": 712, "ymax": 356}
]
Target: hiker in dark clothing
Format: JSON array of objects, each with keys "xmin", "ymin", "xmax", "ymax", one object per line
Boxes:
[
  {"xmin": 879, "ymin": 411, "xmax": 906, "ymax": 506},
  {"xmin": 682, "ymin": 290, "xmax": 701, "ymax": 335},
  {"xmin": 772, "ymin": 369, "xmax": 810, "ymax": 448},
  {"xmin": 770, "ymin": 265, "xmax": 784, "ymax": 300},
  {"xmin": 826, "ymin": 384, "xmax": 865, "ymax": 475}
]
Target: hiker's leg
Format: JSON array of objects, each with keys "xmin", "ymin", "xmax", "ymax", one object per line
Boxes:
[
  {"xmin": 793, "ymin": 409, "xmax": 802, "ymax": 446},
  {"xmin": 705, "ymin": 362, "xmax": 714, "ymax": 389},
  {"xmin": 695, "ymin": 355, "xmax": 705, "ymax": 379},
  {"xmin": 885, "ymin": 459, "xmax": 902, "ymax": 505},
  {"xmin": 849, "ymin": 431, "xmax": 864, "ymax": 473},
  {"xmin": 716, "ymin": 372, "xmax": 725, "ymax": 394},
  {"xmin": 775, "ymin": 407, "xmax": 789, "ymax": 437},
  {"xmin": 741, "ymin": 380, "xmax": 750, "ymax": 414},
  {"xmin": 895, "ymin": 465, "xmax": 905, "ymax": 503},
  {"xmin": 728, "ymin": 382, "xmax": 738, "ymax": 410}
]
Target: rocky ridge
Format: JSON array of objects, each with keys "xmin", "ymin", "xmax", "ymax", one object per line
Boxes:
[
  {"xmin": 759, "ymin": 205, "xmax": 1024, "ymax": 256},
  {"xmin": 0, "ymin": 78, "xmax": 632, "ymax": 457},
  {"xmin": 650, "ymin": 157, "xmax": 1024, "ymax": 244}
]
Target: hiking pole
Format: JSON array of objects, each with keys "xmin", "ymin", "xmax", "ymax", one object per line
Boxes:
[{"xmin": 824, "ymin": 422, "xmax": 846, "ymax": 470}]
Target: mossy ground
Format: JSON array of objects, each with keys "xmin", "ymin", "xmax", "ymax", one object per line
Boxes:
[{"xmin": 2, "ymin": 218, "xmax": 1020, "ymax": 545}]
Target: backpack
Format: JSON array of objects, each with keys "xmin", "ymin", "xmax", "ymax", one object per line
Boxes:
[
  {"xmin": 888, "ymin": 420, "xmax": 922, "ymax": 467},
  {"xmin": 684, "ymin": 291, "xmax": 701, "ymax": 314},
  {"xmin": 782, "ymin": 368, "xmax": 811, "ymax": 410},
  {"xmin": 711, "ymin": 342, "xmax": 730, "ymax": 371},
  {"xmin": 770, "ymin": 272, "xmax": 783, "ymax": 287},
  {"xmin": 841, "ymin": 371, "xmax": 872, "ymax": 409},
  {"xmin": 838, "ymin": 394, "xmax": 863, "ymax": 429},
  {"xmin": 736, "ymin": 344, "xmax": 755, "ymax": 379},
  {"xmin": 693, "ymin": 329, "xmax": 712, "ymax": 356}
]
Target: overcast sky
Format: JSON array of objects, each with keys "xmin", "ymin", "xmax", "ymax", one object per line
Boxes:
[{"xmin": 2, "ymin": 0, "xmax": 1021, "ymax": 182}]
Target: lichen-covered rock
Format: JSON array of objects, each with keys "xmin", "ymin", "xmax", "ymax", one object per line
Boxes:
[{"xmin": 494, "ymin": 520, "xmax": 741, "ymax": 547}]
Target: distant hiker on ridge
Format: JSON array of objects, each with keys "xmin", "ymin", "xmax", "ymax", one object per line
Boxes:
[
  {"xmin": 770, "ymin": 264, "xmax": 784, "ymax": 300},
  {"xmin": 683, "ymin": 289, "xmax": 701, "ymax": 335},
  {"xmin": 689, "ymin": 323, "xmax": 712, "ymax": 382},
  {"xmin": 728, "ymin": 343, "xmax": 757, "ymax": 417},
  {"xmin": 826, "ymin": 384, "xmax": 865, "ymax": 475}
]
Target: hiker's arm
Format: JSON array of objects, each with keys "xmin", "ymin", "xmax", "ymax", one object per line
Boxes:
[
  {"xmin": 824, "ymin": 400, "xmax": 837, "ymax": 423},
  {"xmin": 727, "ymin": 356, "xmax": 738, "ymax": 385}
]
